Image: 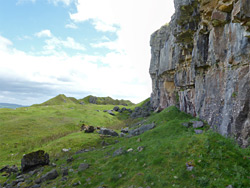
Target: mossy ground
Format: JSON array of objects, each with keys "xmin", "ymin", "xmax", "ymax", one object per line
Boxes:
[{"xmin": 0, "ymin": 104, "xmax": 249, "ymax": 188}]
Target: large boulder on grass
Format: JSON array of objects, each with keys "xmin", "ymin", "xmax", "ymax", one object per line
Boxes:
[{"xmin": 21, "ymin": 150, "xmax": 49, "ymax": 172}]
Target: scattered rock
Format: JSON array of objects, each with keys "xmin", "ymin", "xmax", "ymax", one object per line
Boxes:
[
  {"xmin": 120, "ymin": 133, "xmax": 126, "ymax": 137},
  {"xmin": 186, "ymin": 162, "xmax": 194, "ymax": 171},
  {"xmin": 137, "ymin": 138, "xmax": 142, "ymax": 142},
  {"xmin": 0, "ymin": 165, "xmax": 18, "ymax": 174},
  {"xmin": 30, "ymin": 184, "xmax": 41, "ymax": 188},
  {"xmin": 11, "ymin": 178, "xmax": 25, "ymax": 187},
  {"xmin": 67, "ymin": 157, "xmax": 74, "ymax": 163},
  {"xmin": 51, "ymin": 163, "xmax": 56, "ymax": 167},
  {"xmin": 101, "ymin": 140, "xmax": 109, "ymax": 146},
  {"xmin": 226, "ymin": 185, "xmax": 233, "ymax": 188},
  {"xmin": 81, "ymin": 124, "xmax": 95, "ymax": 133},
  {"xmin": 61, "ymin": 168, "xmax": 68, "ymax": 176},
  {"xmin": 21, "ymin": 150, "xmax": 49, "ymax": 172},
  {"xmin": 195, "ymin": 130, "xmax": 203, "ymax": 134},
  {"xmin": 107, "ymin": 110, "xmax": 115, "ymax": 116},
  {"xmin": 73, "ymin": 181, "xmax": 81, "ymax": 186},
  {"xmin": 192, "ymin": 121, "xmax": 204, "ymax": 128},
  {"xmin": 137, "ymin": 146, "xmax": 144, "ymax": 152},
  {"xmin": 113, "ymin": 148, "xmax": 126, "ymax": 157},
  {"xmin": 61, "ymin": 177, "xmax": 68, "ymax": 181},
  {"xmin": 62, "ymin": 148, "xmax": 71, "ymax": 152},
  {"xmin": 36, "ymin": 169, "xmax": 58, "ymax": 183},
  {"xmin": 130, "ymin": 101, "xmax": 153, "ymax": 118},
  {"xmin": 113, "ymin": 106, "xmax": 120, "ymax": 111},
  {"xmin": 98, "ymin": 128, "xmax": 119, "ymax": 137},
  {"xmin": 182, "ymin": 122, "xmax": 191, "ymax": 127},
  {"xmin": 78, "ymin": 163, "xmax": 89, "ymax": 171},
  {"xmin": 127, "ymin": 148, "xmax": 133, "ymax": 152},
  {"xmin": 128, "ymin": 123, "xmax": 156, "ymax": 136},
  {"xmin": 121, "ymin": 127, "xmax": 129, "ymax": 133}
]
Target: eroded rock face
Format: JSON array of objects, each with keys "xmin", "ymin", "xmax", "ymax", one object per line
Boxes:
[{"xmin": 150, "ymin": 0, "xmax": 250, "ymax": 147}]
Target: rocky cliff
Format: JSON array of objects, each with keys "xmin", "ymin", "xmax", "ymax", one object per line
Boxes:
[{"xmin": 149, "ymin": 0, "xmax": 250, "ymax": 147}]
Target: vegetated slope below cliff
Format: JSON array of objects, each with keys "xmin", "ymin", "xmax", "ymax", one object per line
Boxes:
[
  {"xmin": 149, "ymin": 0, "xmax": 250, "ymax": 147},
  {"xmin": 1, "ymin": 106, "xmax": 249, "ymax": 187}
]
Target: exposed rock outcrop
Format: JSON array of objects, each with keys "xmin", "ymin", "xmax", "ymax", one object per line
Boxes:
[
  {"xmin": 21, "ymin": 150, "xmax": 49, "ymax": 172},
  {"xmin": 150, "ymin": 0, "xmax": 250, "ymax": 147}
]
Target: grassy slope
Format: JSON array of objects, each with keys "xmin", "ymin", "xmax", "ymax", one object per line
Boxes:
[
  {"xmin": 0, "ymin": 105, "xmax": 249, "ymax": 187},
  {"xmin": 0, "ymin": 103, "xmax": 129, "ymax": 167}
]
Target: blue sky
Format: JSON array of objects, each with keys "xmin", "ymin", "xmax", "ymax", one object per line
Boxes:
[{"xmin": 0, "ymin": 0, "xmax": 174, "ymax": 105}]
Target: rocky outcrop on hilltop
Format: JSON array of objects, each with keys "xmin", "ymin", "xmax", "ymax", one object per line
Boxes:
[{"xmin": 150, "ymin": 0, "xmax": 250, "ymax": 147}]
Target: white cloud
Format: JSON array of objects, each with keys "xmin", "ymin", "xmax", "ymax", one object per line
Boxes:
[
  {"xmin": 35, "ymin": 30, "xmax": 52, "ymax": 38},
  {"xmin": 93, "ymin": 20, "xmax": 118, "ymax": 32},
  {"xmin": 16, "ymin": 0, "xmax": 36, "ymax": 5},
  {"xmin": 65, "ymin": 23, "xmax": 78, "ymax": 29},
  {"xmin": 0, "ymin": 35, "xmax": 150, "ymax": 104},
  {"xmin": 48, "ymin": 0, "xmax": 74, "ymax": 6},
  {"xmin": 0, "ymin": 35, "xmax": 13, "ymax": 51},
  {"xmin": 43, "ymin": 36, "xmax": 85, "ymax": 53}
]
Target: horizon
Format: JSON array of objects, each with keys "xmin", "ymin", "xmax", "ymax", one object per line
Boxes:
[{"xmin": 0, "ymin": 0, "xmax": 175, "ymax": 106}]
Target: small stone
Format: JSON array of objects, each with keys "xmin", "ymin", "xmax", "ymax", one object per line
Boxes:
[
  {"xmin": 127, "ymin": 148, "xmax": 133, "ymax": 152},
  {"xmin": 192, "ymin": 121, "xmax": 204, "ymax": 128},
  {"xmin": 40, "ymin": 169, "xmax": 58, "ymax": 182},
  {"xmin": 182, "ymin": 122, "xmax": 190, "ymax": 127},
  {"xmin": 195, "ymin": 130, "xmax": 203, "ymax": 134},
  {"xmin": 62, "ymin": 168, "xmax": 68, "ymax": 176},
  {"xmin": 226, "ymin": 185, "xmax": 233, "ymax": 188},
  {"xmin": 137, "ymin": 138, "xmax": 142, "ymax": 142},
  {"xmin": 78, "ymin": 163, "xmax": 89, "ymax": 171},
  {"xmin": 67, "ymin": 157, "xmax": 74, "ymax": 163},
  {"xmin": 113, "ymin": 148, "xmax": 126, "ymax": 157},
  {"xmin": 137, "ymin": 146, "xmax": 144, "ymax": 152},
  {"xmin": 174, "ymin": 176, "xmax": 178, "ymax": 179},
  {"xmin": 61, "ymin": 177, "xmax": 68, "ymax": 181},
  {"xmin": 30, "ymin": 184, "xmax": 41, "ymax": 188},
  {"xmin": 121, "ymin": 127, "xmax": 129, "ymax": 133},
  {"xmin": 120, "ymin": 133, "xmax": 126, "ymax": 137},
  {"xmin": 73, "ymin": 181, "xmax": 81, "ymax": 186},
  {"xmin": 51, "ymin": 163, "xmax": 56, "ymax": 167},
  {"xmin": 62, "ymin": 148, "xmax": 71, "ymax": 152},
  {"xmin": 101, "ymin": 140, "xmax": 108, "ymax": 146}
]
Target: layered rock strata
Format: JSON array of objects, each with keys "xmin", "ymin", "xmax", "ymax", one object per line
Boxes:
[{"xmin": 149, "ymin": 0, "xmax": 250, "ymax": 147}]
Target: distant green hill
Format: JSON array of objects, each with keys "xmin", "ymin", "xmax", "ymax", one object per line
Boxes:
[
  {"xmin": 33, "ymin": 94, "xmax": 80, "ymax": 106},
  {"xmin": 33, "ymin": 94, "xmax": 134, "ymax": 106},
  {"xmin": 79, "ymin": 95, "xmax": 134, "ymax": 106},
  {"xmin": 0, "ymin": 103, "xmax": 26, "ymax": 109}
]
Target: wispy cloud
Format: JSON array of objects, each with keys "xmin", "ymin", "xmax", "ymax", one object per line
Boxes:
[
  {"xmin": 35, "ymin": 30, "xmax": 52, "ymax": 38},
  {"xmin": 43, "ymin": 36, "xmax": 85, "ymax": 53},
  {"xmin": 48, "ymin": 0, "xmax": 75, "ymax": 6},
  {"xmin": 16, "ymin": 0, "xmax": 36, "ymax": 5},
  {"xmin": 65, "ymin": 23, "xmax": 78, "ymax": 29}
]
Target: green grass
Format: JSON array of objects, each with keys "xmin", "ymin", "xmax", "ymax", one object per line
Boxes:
[
  {"xmin": 0, "ymin": 105, "xmax": 249, "ymax": 188},
  {"xmin": 0, "ymin": 103, "xmax": 130, "ymax": 166}
]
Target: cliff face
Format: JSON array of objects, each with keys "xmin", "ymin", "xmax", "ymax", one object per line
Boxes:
[{"xmin": 150, "ymin": 0, "xmax": 250, "ymax": 147}]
